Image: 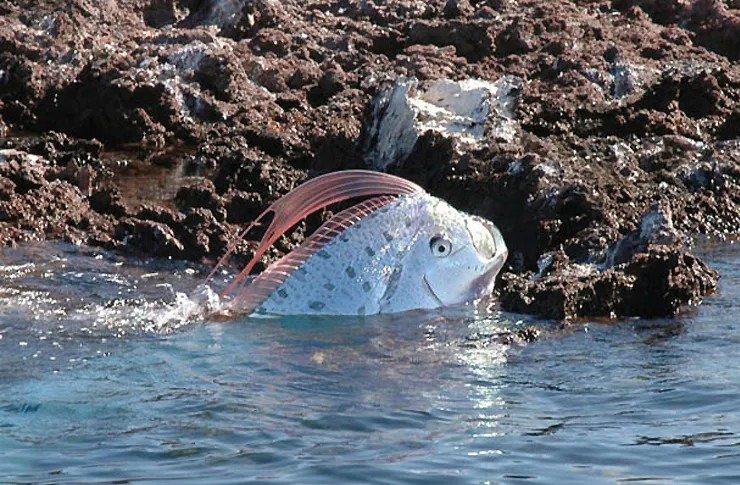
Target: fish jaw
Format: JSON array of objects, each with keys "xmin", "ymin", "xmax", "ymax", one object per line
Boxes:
[
  {"xmin": 471, "ymin": 218, "xmax": 508, "ymax": 300},
  {"xmin": 474, "ymin": 254, "xmax": 508, "ymax": 300}
]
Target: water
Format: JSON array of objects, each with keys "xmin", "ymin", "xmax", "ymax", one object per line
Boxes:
[{"xmin": 0, "ymin": 242, "xmax": 738, "ymax": 483}]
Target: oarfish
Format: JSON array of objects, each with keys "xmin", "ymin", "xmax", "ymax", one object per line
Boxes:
[{"xmin": 208, "ymin": 170, "xmax": 508, "ymax": 316}]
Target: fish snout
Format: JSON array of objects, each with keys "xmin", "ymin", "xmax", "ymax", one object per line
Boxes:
[
  {"xmin": 468, "ymin": 216, "xmax": 508, "ymax": 264},
  {"xmin": 489, "ymin": 223, "xmax": 508, "ymax": 265}
]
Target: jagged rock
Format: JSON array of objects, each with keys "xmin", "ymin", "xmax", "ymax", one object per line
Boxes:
[
  {"xmin": 89, "ymin": 186, "xmax": 132, "ymax": 218},
  {"xmin": 500, "ymin": 245, "xmax": 717, "ymax": 320},
  {"xmin": 175, "ymin": 179, "xmax": 227, "ymax": 221},
  {"xmin": 361, "ymin": 76, "xmax": 522, "ymax": 171},
  {"xmin": 603, "ymin": 203, "xmax": 684, "ymax": 266},
  {"xmin": 115, "ymin": 218, "xmax": 185, "ymax": 258}
]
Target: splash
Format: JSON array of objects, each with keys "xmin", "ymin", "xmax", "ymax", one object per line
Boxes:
[
  {"xmin": 71, "ymin": 285, "xmax": 223, "ymax": 336},
  {"xmin": 0, "ymin": 243, "xmax": 220, "ymax": 338}
]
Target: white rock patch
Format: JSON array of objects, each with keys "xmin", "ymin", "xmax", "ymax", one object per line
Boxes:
[
  {"xmin": 203, "ymin": 0, "xmax": 247, "ymax": 30},
  {"xmin": 364, "ymin": 76, "xmax": 523, "ymax": 171}
]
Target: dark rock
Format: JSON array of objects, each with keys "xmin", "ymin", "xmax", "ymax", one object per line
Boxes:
[
  {"xmin": 516, "ymin": 326, "xmax": 540, "ymax": 343},
  {"xmin": 614, "ymin": 0, "xmax": 739, "ymax": 61},
  {"xmin": 408, "ymin": 20, "xmax": 494, "ymax": 62},
  {"xmin": 495, "ymin": 19, "xmax": 534, "ymax": 57},
  {"xmin": 0, "ymin": 149, "xmax": 48, "ymax": 193},
  {"xmin": 0, "ymin": 132, "xmax": 104, "ymax": 162},
  {"xmin": 179, "ymin": 207, "xmax": 230, "ymax": 260},
  {"xmin": 115, "ymin": 218, "xmax": 185, "ymax": 258},
  {"xmin": 180, "ymin": 0, "xmax": 286, "ymax": 41},
  {"xmin": 0, "ymin": 177, "xmax": 16, "ymax": 201},
  {"xmin": 89, "ymin": 186, "xmax": 131, "ymax": 218},
  {"xmin": 136, "ymin": 204, "xmax": 184, "ymax": 228},
  {"xmin": 225, "ymin": 190, "xmax": 263, "ymax": 224},
  {"xmin": 275, "ymin": 92, "xmax": 305, "ymax": 111},
  {"xmin": 621, "ymin": 246, "xmax": 718, "ymax": 317},
  {"xmin": 443, "ymin": 0, "xmax": 473, "ymax": 19},
  {"xmin": 174, "ymin": 178, "xmax": 226, "ymax": 221},
  {"xmin": 313, "ymin": 67, "xmax": 345, "ymax": 101},
  {"xmin": 603, "ymin": 203, "xmax": 684, "ymax": 267},
  {"xmin": 206, "ymin": 138, "xmax": 306, "ymax": 199},
  {"xmin": 500, "ymin": 245, "xmax": 717, "ymax": 320}
]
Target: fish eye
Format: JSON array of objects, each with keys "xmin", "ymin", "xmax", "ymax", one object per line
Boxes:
[{"xmin": 429, "ymin": 236, "xmax": 452, "ymax": 258}]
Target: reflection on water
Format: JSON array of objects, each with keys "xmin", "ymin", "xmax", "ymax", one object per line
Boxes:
[{"xmin": 0, "ymin": 242, "xmax": 738, "ymax": 482}]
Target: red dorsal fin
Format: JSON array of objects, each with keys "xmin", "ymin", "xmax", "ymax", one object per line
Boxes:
[
  {"xmin": 230, "ymin": 195, "xmax": 398, "ymax": 313},
  {"xmin": 207, "ymin": 170, "xmax": 422, "ymax": 300}
]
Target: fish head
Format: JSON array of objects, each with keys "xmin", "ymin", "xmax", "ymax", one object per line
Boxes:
[{"xmin": 413, "ymin": 197, "xmax": 508, "ymax": 307}]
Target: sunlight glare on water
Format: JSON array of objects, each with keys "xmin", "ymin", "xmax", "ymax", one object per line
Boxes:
[{"xmin": 0, "ymin": 242, "xmax": 738, "ymax": 483}]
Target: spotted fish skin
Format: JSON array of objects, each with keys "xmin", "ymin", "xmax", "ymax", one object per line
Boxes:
[
  {"xmin": 259, "ymin": 195, "xmax": 421, "ymax": 315},
  {"xmin": 257, "ymin": 192, "xmax": 507, "ymax": 316}
]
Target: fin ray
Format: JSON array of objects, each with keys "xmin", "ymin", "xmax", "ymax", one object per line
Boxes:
[
  {"xmin": 230, "ymin": 196, "xmax": 399, "ymax": 313},
  {"xmin": 207, "ymin": 170, "xmax": 422, "ymax": 305}
]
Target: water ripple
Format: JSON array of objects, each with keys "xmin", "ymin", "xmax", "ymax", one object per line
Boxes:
[{"xmin": 0, "ymin": 241, "xmax": 737, "ymax": 482}]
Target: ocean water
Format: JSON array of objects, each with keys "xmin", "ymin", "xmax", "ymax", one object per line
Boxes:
[{"xmin": 0, "ymin": 241, "xmax": 737, "ymax": 483}]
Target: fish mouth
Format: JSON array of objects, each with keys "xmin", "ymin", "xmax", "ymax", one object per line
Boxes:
[{"xmin": 423, "ymin": 275, "xmax": 446, "ymax": 307}]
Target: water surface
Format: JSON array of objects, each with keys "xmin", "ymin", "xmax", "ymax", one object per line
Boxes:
[{"xmin": 0, "ymin": 242, "xmax": 738, "ymax": 483}]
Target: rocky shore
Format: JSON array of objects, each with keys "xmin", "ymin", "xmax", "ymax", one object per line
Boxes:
[{"xmin": 1, "ymin": 0, "xmax": 738, "ymax": 319}]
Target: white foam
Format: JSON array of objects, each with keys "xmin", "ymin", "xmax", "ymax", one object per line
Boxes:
[{"xmin": 75, "ymin": 285, "xmax": 223, "ymax": 335}]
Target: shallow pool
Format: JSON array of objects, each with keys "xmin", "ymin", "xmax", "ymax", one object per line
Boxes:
[{"xmin": 0, "ymin": 242, "xmax": 738, "ymax": 483}]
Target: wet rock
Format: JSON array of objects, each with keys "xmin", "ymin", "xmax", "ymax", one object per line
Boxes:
[
  {"xmin": 0, "ymin": 178, "xmax": 112, "ymax": 245},
  {"xmin": 0, "ymin": 149, "xmax": 48, "ymax": 193},
  {"xmin": 1, "ymin": 132, "xmax": 104, "ymax": 165},
  {"xmin": 174, "ymin": 178, "xmax": 226, "ymax": 221},
  {"xmin": 204, "ymin": 137, "xmax": 306, "ymax": 199},
  {"xmin": 515, "ymin": 326, "xmax": 540, "ymax": 343},
  {"xmin": 225, "ymin": 190, "xmax": 263, "ymax": 224},
  {"xmin": 621, "ymin": 246, "xmax": 718, "ymax": 317},
  {"xmin": 89, "ymin": 186, "xmax": 131, "ymax": 218},
  {"xmin": 603, "ymin": 203, "xmax": 684, "ymax": 267},
  {"xmin": 500, "ymin": 245, "xmax": 717, "ymax": 320},
  {"xmin": 179, "ymin": 207, "xmax": 230, "ymax": 260},
  {"xmin": 136, "ymin": 204, "xmax": 184, "ymax": 228},
  {"xmin": 115, "ymin": 218, "xmax": 185, "ymax": 258}
]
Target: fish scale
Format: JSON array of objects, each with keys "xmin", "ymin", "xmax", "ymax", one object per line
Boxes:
[{"xmin": 260, "ymin": 195, "xmax": 426, "ymax": 315}]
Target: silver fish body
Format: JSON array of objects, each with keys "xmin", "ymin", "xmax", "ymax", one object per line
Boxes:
[{"xmin": 253, "ymin": 192, "xmax": 507, "ymax": 316}]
